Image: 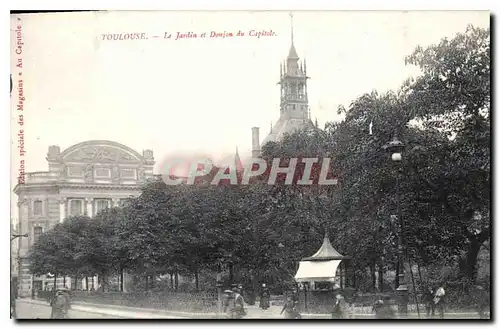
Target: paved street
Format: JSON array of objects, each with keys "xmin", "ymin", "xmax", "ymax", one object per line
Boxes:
[
  {"xmin": 13, "ymin": 299, "xmax": 484, "ymax": 320},
  {"xmin": 15, "ymin": 299, "xmax": 119, "ymax": 319}
]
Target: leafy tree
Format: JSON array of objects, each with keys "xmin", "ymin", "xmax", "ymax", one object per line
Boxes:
[{"xmin": 404, "ymin": 25, "xmax": 490, "ymax": 282}]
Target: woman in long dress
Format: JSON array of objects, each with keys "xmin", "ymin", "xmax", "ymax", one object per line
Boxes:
[{"xmin": 259, "ymin": 284, "xmax": 270, "ymax": 310}]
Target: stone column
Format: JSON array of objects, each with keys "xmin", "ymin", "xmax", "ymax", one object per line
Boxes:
[
  {"xmin": 86, "ymin": 198, "xmax": 93, "ymax": 217},
  {"xmin": 17, "ymin": 198, "xmax": 32, "ymax": 297},
  {"xmin": 59, "ymin": 198, "xmax": 66, "ymax": 223},
  {"xmin": 17, "ymin": 198, "xmax": 29, "ymax": 254}
]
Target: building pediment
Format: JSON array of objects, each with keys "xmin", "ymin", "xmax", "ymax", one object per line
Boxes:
[{"xmin": 61, "ymin": 141, "xmax": 143, "ymax": 164}]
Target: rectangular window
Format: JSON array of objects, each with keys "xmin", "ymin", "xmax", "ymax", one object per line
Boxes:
[
  {"xmin": 69, "ymin": 199, "xmax": 83, "ymax": 216},
  {"xmin": 95, "ymin": 199, "xmax": 111, "ymax": 215},
  {"xmin": 33, "ymin": 227, "xmax": 43, "ymax": 243},
  {"xmin": 33, "ymin": 200, "xmax": 43, "ymax": 215},
  {"xmin": 68, "ymin": 166, "xmax": 83, "ymax": 177},
  {"xmin": 120, "ymin": 169, "xmax": 136, "ymax": 179},
  {"xmin": 95, "ymin": 168, "xmax": 111, "ymax": 178}
]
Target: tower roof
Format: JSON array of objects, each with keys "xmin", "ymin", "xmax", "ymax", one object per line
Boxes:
[
  {"xmin": 288, "ymin": 44, "xmax": 299, "ymax": 59},
  {"xmin": 234, "ymin": 146, "xmax": 244, "ymax": 172}
]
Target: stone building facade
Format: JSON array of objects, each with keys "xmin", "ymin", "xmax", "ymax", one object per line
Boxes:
[{"xmin": 13, "ymin": 140, "xmax": 155, "ymax": 297}]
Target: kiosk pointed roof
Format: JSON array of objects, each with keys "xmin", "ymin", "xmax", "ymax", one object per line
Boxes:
[{"xmin": 302, "ymin": 233, "xmax": 347, "ymax": 261}]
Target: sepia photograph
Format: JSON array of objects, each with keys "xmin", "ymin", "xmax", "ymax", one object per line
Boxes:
[{"xmin": 10, "ymin": 9, "xmax": 490, "ymax": 320}]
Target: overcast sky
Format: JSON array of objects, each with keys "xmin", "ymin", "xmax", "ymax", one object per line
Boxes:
[{"xmin": 10, "ymin": 10, "xmax": 489, "ymax": 216}]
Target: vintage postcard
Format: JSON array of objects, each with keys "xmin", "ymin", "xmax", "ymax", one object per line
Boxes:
[{"xmin": 10, "ymin": 10, "xmax": 490, "ymax": 320}]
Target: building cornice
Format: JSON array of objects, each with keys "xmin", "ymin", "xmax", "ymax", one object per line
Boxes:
[{"xmin": 13, "ymin": 182, "xmax": 144, "ymax": 194}]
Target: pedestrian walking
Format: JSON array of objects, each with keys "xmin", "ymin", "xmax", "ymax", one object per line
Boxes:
[
  {"xmin": 373, "ymin": 296, "xmax": 395, "ymax": 319},
  {"xmin": 472, "ymin": 285, "xmax": 489, "ymax": 319},
  {"xmin": 423, "ymin": 287, "xmax": 435, "ymax": 318},
  {"xmin": 372, "ymin": 299, "xmax": 384, "ymax": 319},
  {"xmin": 50, "ymin": 288, "xmax": 71, "ymax": 319},
  {"xmin": 331, "ymin": 294, "xmax": 347, "ymax": 319},
  {"xmin": 290, "ymin": 287, "xmax": 299, "ymax": 304},
  {"xmin": 223, "ymin": 287, "xmax": 246, "ymax": 319},
  {"xmin": 259, "ymin": 283, "xmax": 270, "ymax": 310},
  {"xmin": 281, "ymin": 296, "xmax": 301, "ymax": 319},
  {"xmin": 433, "ymin": 285, "xmax": 445, "ymax": 319}
]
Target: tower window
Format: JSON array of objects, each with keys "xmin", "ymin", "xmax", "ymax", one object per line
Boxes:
[{"xmin": 33, "ymin": 200, "xmax": 43, "ymax": 216}]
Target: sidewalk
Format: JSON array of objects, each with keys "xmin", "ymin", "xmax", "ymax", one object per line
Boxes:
[
  {"xmin": 20, "ymin": 298, "xmax": 484, "ymax": 319},
  {"xmin": 20, "ymin": 298, "xmax": 192, "ymax": 319}
]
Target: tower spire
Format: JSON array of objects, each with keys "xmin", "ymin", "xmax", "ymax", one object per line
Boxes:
[{"xmin": 287, "ymin": 13, "xmax": 298, "ymax": 59}]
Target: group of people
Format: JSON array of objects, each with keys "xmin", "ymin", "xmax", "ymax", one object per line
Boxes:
[
  {"xmin": 372, "ymin": 285, "xmax": 447, "ymax": 319},
  {"xmin": 222, "ymin": 283, "xmax": 301, "ymax": 319},
  {"xmin": 423, "ymin": 285, "xmax": 446, "ymax": 319}
]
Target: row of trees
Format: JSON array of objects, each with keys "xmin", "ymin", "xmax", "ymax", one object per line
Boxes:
[{"xmin": 29, "ymin": 26, "xmax": 490, "ymax": 295}]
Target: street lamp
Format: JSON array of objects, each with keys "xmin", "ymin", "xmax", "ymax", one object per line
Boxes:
[
  {"xmin": 382, "ymin": 136, "xmax": 408, "ymax": 316},
  {"xmin": 223, "ymin": 251, "xmax": 234, "ymax": 287}
]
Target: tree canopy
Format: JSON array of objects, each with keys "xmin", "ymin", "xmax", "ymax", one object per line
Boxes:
[{"xmin": 28, "ymin": 25, "xmax": 490, "ymax": 293}]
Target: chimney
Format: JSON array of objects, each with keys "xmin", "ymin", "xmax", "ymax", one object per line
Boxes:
[
  {"xmin": 47, "ymin": 145, "xmax": 60, "ymax": 161},
  {"xmin": 46, "ymin": 145, "xmax": 61, "ymax": 173},
  {"xmin": 251, "ymin": 127, "xmax": 261, "ymax": 158}
]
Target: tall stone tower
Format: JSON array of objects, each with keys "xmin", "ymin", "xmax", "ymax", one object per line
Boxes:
[{"xmin": 258, "ymin": 13, "xmax": 315, "ymax": 149}]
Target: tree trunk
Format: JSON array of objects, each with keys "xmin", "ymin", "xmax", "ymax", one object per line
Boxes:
[
  {"xmin": 170, "ymin": 273, "xmax": 174, "ymax": 289},
  {"xmin": 145, "ymin": 274, "xmax": 149, "ymax": 291},
  {"xmin": 370, "ymin": 263, "xmax": 376, "ymax": 292},
  {"xmin": 195, "ymin": 269, "xmax": 199, "ymax": 291},
  {"xmin": 120, "ymin": 268, "xmax": 124, "ymax": 292},
  {"xmin": 175, "ymin": 272, "xmax": 179, "ymax": 291},
  {"xmin": 53, "ymin": 274, "xmax": 57, "ymax": 290},
  {"xmin": 395, "ymin": 261, "xmax": 400, "ymax": 289},
  {"xmin": 63, "ymin": 276, "xmax": 66, "ymax": 287},
  {"xmin": 378, "ymin": 264, "xmax": 384, "ymax": 292},
  {"xmin": 85, "ymin": 277, "xmax": 89, "ymax": 292},
  {"xmin": 463, "ymin": 238, "xmax": 482, "ymax": 282}
]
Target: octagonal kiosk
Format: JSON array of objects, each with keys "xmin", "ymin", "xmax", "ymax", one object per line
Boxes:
[{"xmin": 294, "ymin": 234, "xmax": 353, "ymax": 314}]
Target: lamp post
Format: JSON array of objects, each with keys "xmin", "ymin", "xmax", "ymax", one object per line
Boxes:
[
  {"xmin": 382, "ymin": 136, "xmax": 408, "ymax": 316},
  {"xmin": 223, "ymin": 251, "xmax": 234, "ymax": 287}
]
